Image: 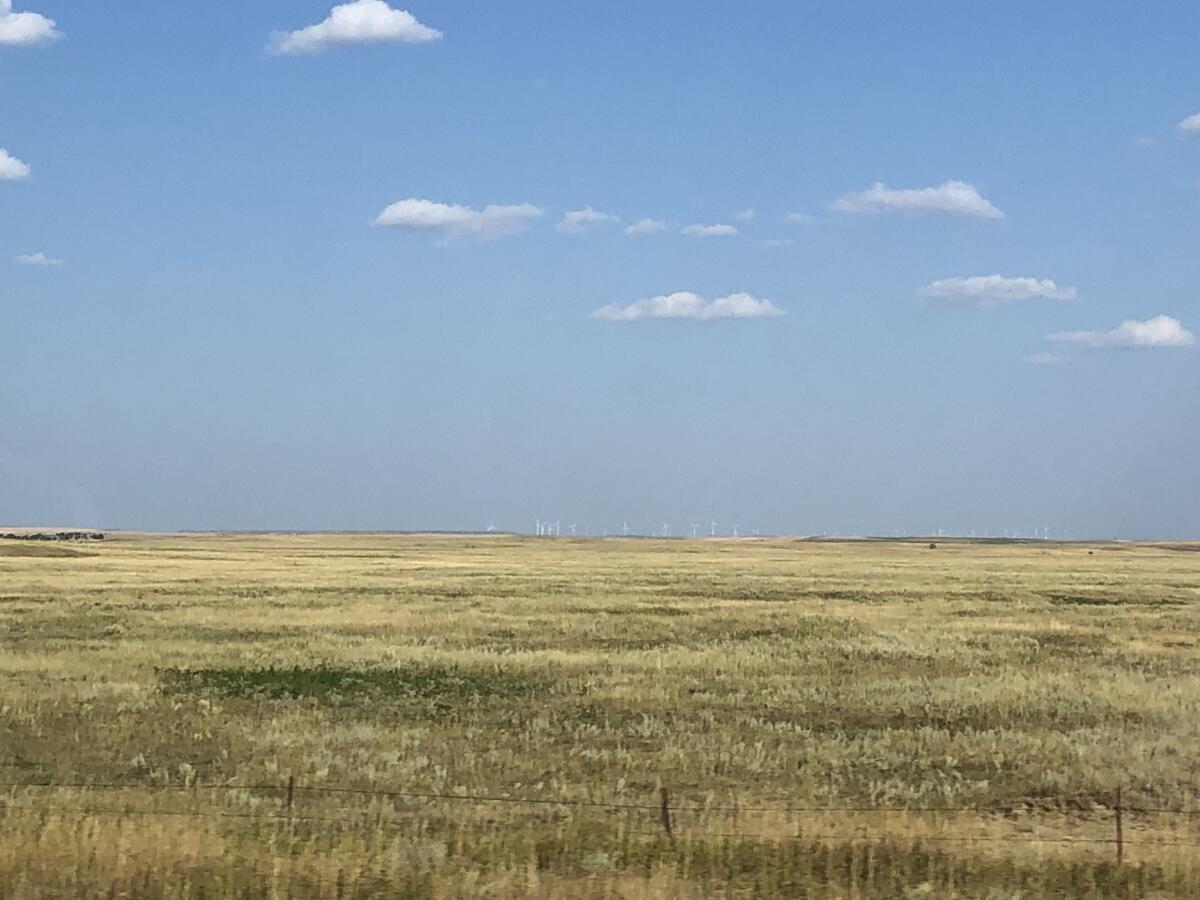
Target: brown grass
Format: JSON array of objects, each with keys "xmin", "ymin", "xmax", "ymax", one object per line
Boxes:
[{"xmin": 1, "ymin": 534, "xmax": 1199, "ymax": 897}]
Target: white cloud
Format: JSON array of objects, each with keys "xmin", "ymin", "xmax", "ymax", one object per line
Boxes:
[
  {"xmin": 556, "ymin": 206, "xmax": 618, "ymax": 235},
  {"xmin": 0, "ymin": 0, "xmax": 59, "ymax": 46},
  {"xmin": 832, "ymin": 180, "xmax": 1004, "ymax": 219},
  {"xmin": 1024, "ymin": 351, "xmax": 1064, "ymax": 366},
  {"xmin": 591, "ymin": 291, "xmax": 784, "ymax": 322},
  {"xmin": 269, "ymin": 0, "xmax": 440, "ymax": 55},
  {"xmin": 15, "ymin": 251, "xmax": 62, "ymax": 266},
  {"xmin": 735, "ymin": 208, "xmax": 756, "ymax": 222},
  {"xmin": 761, "ymin": 238, "xmax": 793, "ymax": 248},
  {"xmin": 1132, "ymin": 135, "xmax": 1159, "ymax": 148},
  {"xmin": 1178, "ymin": 113, "xmax": 1200, "ymax": 133},
  {"xmin": 374, "ymin": 198, "xmax": 542, "ymax": 244},
  {"xmin": 625, "ymin": 218, "xmax": 665, "ymax": 236},
  {"xmin": 785, "ymin": 211, "xmax": 815, "ymax": 224},
  {"xmin": 919, "ymin": 274, "xmax": 1077, "ymax": 306},
  {"xmin": 681, "ymin": 223, "xmax": 737, "ymax": 237},
  {"xmin": 1049, "ymin": 315, "xmax": 1194, "ymax": 349},
  {"xmin": 0, "ymin": 147, "xmax": 31, "ymax": 180}
]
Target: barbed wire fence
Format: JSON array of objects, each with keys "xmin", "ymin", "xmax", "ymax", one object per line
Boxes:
[{"xmin": 5, "ymin": 779, "xmax": 1200, "ymax": 860}]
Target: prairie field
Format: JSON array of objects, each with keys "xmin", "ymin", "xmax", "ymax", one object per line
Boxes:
[{"xmin": 2, "ymin": 533, "xmax": 1200, "ymax": 898}]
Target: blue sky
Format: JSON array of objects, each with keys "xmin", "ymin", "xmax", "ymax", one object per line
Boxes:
[{"xmin": 2, "ymin": 1, "xmax": 1198, "ymax": 538}]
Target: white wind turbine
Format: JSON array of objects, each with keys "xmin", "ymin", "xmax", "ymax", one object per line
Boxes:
[
  {"xmin": 662, "ymin": 522, "xmax": 671, "ymax": 537},
  {"xmin": 622, "ymin": 521, "xmax": 630, "ymax": 537},
  {"xmin": 710, "ymin": 520, "xmax": 718, "ymax": 537},
  {"xmin": 690, "ymin": 523, "xmax": 700, "ymax": 538},
  {"xmin": 732, "ymin": 523, "xmax": 740, "ymax": 537},
  {"xmin": 569, "ymin": 524, "xmax": 577, "ymax": 536}
]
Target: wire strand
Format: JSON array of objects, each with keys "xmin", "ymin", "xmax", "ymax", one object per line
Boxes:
[
  {"xmin": 3, "ymin": 803, "xmax": 1199, "ymax": 849},
  {"xmin": 3, "ymin": 782, "xmax": 1199, "ymax": 818}
]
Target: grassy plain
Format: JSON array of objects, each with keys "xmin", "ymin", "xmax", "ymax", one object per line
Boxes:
[{"xmin": 1, "ymin": 533, "xmax": 1199, "ymax": 897}]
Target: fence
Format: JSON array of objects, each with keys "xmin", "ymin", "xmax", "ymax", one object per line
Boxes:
[{"xmin": 4, "ymin": 779, "xmax": 1200, "ymax": 861}]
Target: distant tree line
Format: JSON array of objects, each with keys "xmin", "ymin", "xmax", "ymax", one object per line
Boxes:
[{"xmin": 0, "ymin": 531, "xmax": 105, "ymax": 542}]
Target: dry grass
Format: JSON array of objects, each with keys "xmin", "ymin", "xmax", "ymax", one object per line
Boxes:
[{"xmin": 2, "ymin": 534, "xmax": 1199, "ymax": 897}]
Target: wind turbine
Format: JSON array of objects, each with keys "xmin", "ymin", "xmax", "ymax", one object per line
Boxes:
[
  {"xmin": 622, "ymin": 521, "xmax": 630, "ymax": 537},
  {"xmin": 710, "ymin": 520, "xmax": 718, "ymax": 537},
  {"xmin": 732, "ymin": 523, "xmax": 740, "ymax": 537},
  {"xmin": 690, "ymin": 523, "xmax": 699, "ymax": 538},
  {"xmin": 569, "ymin": 524, "xmax": 577, "ymax": 536},
  {"xmin": 535, "ymin": 520, "xmax": 542, "ymax": 537},
  {"xmin": 662, "ymin": 522, "xmax": 671, "ymax": 537},
  {"xmin": 486, "ymin": 522, "xmax": 497, "ymax": 533}
]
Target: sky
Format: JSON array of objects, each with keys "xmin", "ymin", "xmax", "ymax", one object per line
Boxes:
[{"xmin": 2, "ymin": 1, "xmax": 1199, "ymax": 539}]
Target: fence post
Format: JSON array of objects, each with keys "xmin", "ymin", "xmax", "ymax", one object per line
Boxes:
[
  {"xmin": 287, "ymin": 775, "xmax": 295, "ymax": 814},
  {"xmin": 1115, "ymin": 786, "xmax": 1123, "ymax": 865},
  {"xmin": 659, "ymin": 787, "xmax": 674, "ymax": 841}
]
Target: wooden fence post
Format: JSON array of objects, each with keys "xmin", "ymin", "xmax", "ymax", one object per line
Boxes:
[
  {"xmin": 287, "ymin": 775, "xmax": 295, "ymax": 814},
  {"xmin": 659, "ymin": 787, "xmax": 674, "ymax": 841},
  {"xmin": 1115, "ymin": 786, "xmax": 1123, "ymax": 865}
]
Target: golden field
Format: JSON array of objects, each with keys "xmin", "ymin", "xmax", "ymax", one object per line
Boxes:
[{"xmin": 2, "ymin": 533, "xmax": 1199, "ymax": 898}]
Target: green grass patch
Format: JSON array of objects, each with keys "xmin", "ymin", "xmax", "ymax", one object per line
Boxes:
[
  {"xmin": 1044, "ymin": 592, "xmax": 1185, "ymax": 607},
  {"xmin": 157, "ymin": 663, "xmax": 548, "ymax": 707}
]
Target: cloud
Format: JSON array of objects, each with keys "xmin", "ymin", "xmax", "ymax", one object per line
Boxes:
[
  {"xmin": 15, "ymin": 251, "xmax": 62, "ymax": 266},
  {"xmin": 1178, "ymin": 113, "xmax": 1200, "ymax": 133},
  {"xmin": 761, "ymin": 238, "xmax": 793, "ymax": 248},
  {"xmin": 591, "ymin": 291, "xmax": 784, "ymax": 322},
  {"xmin": 269, "ymin": 0, "xmax": 440, "ymax": 55},
  {"xmin": 785, "ymin": 211, "xmax": 815, "ymax": 224},
  {"xmin": 556, "ymin": 206, "xmax": 618, "ymax": 235},
  {"xmin": 0, "ymin": 147, "xmax": 30, "ymax": 180},
  {"xmin": 832, "ymin": 180, "xmax": 1004, "ymax": 219},
  {"xmin": 0, "ymin": 0, "xmax": 59, "ymax": 46},
  {"xmin": 625, "ymin": 218, "xmax": 665, "ymax": 236},
  {"xmin": 1049, "ymin": 315, "xmax": 1194, "ymax": 349},
  {"xmin": 374, "ymin": 198, "xmax": 542, "ymax": 243},
  {"xmin": 1024, "ymin": 351, "xmax": 1064, "ymax": 366},
  {"xmin": 735, "ymin": 208, "xmax": 756, "ymax": 222},
  {"xmin": 919, "ymin": 275, "xmax": 1077, "ymax": 306},
  {"xmin": 681, "ymin": 223, "xmax": 737, "ymax": 237},
  {"xmin": 1132, "ymin": 135, "xmax": 1159, "ymax": 148}
]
